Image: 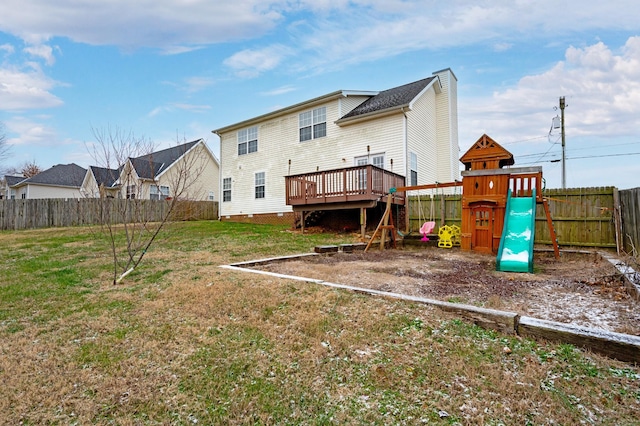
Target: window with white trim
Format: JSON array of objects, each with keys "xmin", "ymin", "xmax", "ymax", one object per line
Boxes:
[
  {"xmin": 299, "ymin": 106, "xmax": 326, "ymax": 142},
  {"xmin": 409, "ymin": 152, "xmax": 418, "ymax": 186},
  {"xmin": 222, "ymin": 178, "xmax": 231, "ymax": 202},
  {"xmin": 126, "ymin": 184, "xmax": 137, "ymax": 199},
  {"xmin": 238, "ymin": 126, "xmax": 258, "ymax": 155},
  {"xmin": 208, "ymin": 191, "xmax": 215, "ymax": 201},
  {"xmin": 150, "ymin": 184, "xmax": 169, "ymax": 200},
  {"xmin": 255, "ymin": 172, "xmax": 265, "ymax": 199}
]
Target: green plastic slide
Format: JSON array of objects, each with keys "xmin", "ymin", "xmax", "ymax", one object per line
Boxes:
[{"xmin": 496, "ymin": 189, "xmax": 536, "ymax": 273}]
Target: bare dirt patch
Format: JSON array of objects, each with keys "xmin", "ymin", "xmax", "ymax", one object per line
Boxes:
[{"xmin": 249, "ymin": 247, "xmax": 640, "ymax": 335}]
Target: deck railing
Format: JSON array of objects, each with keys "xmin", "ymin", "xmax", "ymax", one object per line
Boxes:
[{"xmin": 286, "ymin": 165, "xmax": 405, "ymax": 206}]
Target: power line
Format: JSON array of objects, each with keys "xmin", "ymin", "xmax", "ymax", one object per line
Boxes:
[
  {"xmin": 514, "ymin": 141, "xmax": 640, "ymax": 159},
  {"xmin": 518, "ymin": 151, "xmax": 640, "ymax": 165}
]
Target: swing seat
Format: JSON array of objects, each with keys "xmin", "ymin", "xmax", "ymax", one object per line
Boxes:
[
  {"xmin": 419, "ymin": 221, "xmax": 436, "ymax": 241},
  {"xmin": 438, "ymin": 225, "xmax": 453, "ymax": 248}
]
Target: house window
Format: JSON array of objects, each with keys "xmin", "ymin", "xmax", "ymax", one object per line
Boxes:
[
  {"xmin": 126, "ymin": 185, "xmax": 137, "ymax": 199},
  {"xmin": 150, "ymin": 185, "xmax": 169, "ymax": 200},
  {"xmin": 238, "ymin": 126, "xmax": 258, "ymax": 155},
  {"xmin": 255, "ymin": 172, "xmax": 265, "ymax": 199},
  {"xmin": 223, "ymin": 178, "xmax": 231, "ymax": 202},
  {"xmin": 208, "ymin": 191, "xmax": 215, "ymax": 201},
  {"xmin": 21, "ymin": 193, "xmax": 26, "ymax": 199},
  {"xmin": 9, "ymin": 189, "xmax": 15, "ymax": 199},
  {"xmin": 299, "ymin": 107, "xmax": 326, "ymax": 142},
  {"xmin": 409, "ymin": 152, "xmax": 418, "ymax": 186}
]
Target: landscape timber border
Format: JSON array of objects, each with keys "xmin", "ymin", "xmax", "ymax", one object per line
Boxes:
[{"xmin": 220, "ymin": 246, "xmax": 640, "ymax": 364}]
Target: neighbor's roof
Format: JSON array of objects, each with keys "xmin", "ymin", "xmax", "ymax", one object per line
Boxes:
[
  {"xmin": 4, "ymin": 175, "xmax": 26, "ymax": 187},
  {"xmin": 89, "ymin": 166, "xmax": 120, "ymax": 187},
  {"xmin": 338, "ymin": 77, "xmax": 438, "ymax": 122},
  {"xmin": 16, "ymin": 164, "xmax": 87, "ymax": 188},
  {"xmin": 131, "ymin": 139, "xmax": 201, "ymax": 179}
]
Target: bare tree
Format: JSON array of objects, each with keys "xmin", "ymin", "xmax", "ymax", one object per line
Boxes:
[
  {"xmin": 0, "ymin": 121, "xmax": 11, "ymax": 173},
  {"xmin": 5, "ymin": 160, "xmax": 43, "ymax": 178},
  {"xmin": 87, "ymin": 126, "xmax": 208, "ymax": 284}
]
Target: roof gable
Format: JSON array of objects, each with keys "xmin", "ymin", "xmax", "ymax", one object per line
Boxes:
[
  {"xmin": 131, "ymin": 139, "xmax": 201, "ymax": 179},
  {"xmin": 90, "ymin": 166, "xmax": 120, "ymax": 187},
  {"xmin": 5, "ymin": 175, "xmax": 25, "ymax": 187},
  {"xmin": 460, "ymin": 134, "xmax": 514, "ymax": 170},
  {"xmin": 17, "ymin": 164, "xmax": 87, "ymax": 187}
]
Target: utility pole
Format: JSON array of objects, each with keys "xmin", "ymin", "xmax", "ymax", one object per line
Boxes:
[{"xmin": 560, "ymin": 96, "xmax": 566, "ymax": 189}]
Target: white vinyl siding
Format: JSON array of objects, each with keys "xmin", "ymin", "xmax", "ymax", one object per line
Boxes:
[{"xmin": 406, "ymin": 85, "xmax": 438, "ymax": 186}]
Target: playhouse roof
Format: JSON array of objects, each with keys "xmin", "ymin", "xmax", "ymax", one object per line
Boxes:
[{"xmin": 460, "ymin": 134, "xmax": 515, "ymax": 170}]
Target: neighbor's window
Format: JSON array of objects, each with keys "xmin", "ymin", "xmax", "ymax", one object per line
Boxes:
[
  {"xmin": 410, "ymin": 152, "xmax": 418, "ymax": 186},
  {"xmin": 126, "ymin": 184, "xmax": 137, "ymax": 199},
  {"xmin": 208, "ymin": 191, "xmax": 215, "ymax": 201},
  {"xmin": 255, "ymin": 172, "xmax": 265, "ymax": 199},
  {"xmin": 299, "ymin": 106, "xmax": 326, "ymax": 142},
  {"xmin": 238, "ymin": 126, "xmax": 258, "ymax": 155},
  {"xmin": 223, "ymin": 178, "xmax": 231, "ymax": 202},
  {"xmin": 150, "ymin": 185, "xmax": 169, "ymax": 200}
]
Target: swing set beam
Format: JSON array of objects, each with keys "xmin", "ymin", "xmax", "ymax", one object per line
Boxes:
[{"xmin": 391, "ymin": 180, "xmax": 462, "ymax": 194}]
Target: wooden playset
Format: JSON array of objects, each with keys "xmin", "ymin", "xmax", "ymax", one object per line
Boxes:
[{"xmin": 367, "ymin": 134, "xmax": 560, "ymax": 265}]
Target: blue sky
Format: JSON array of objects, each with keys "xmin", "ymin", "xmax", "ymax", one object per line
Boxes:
[{"xmin": 0, "ymin": 1, "xmax": 639, "ymax": 190}]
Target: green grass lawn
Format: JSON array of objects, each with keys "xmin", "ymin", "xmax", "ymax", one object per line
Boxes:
[{"xmin": 0, "ymin": 221, "xmax": 638, "ymax": 425}]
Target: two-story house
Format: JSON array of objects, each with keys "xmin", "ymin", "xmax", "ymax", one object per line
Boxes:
[
  {"xmin": 213, "ymin": 68, "xmax": 459, "ymax": 230},
  {"xmin": 80, "ymin": 139, "xmax": 220, "ymax": 202}
]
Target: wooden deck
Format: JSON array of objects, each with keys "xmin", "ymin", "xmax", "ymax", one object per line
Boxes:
[{"xmin": 285, "ymin": 165, "xmax": 405, "ymax": 210}]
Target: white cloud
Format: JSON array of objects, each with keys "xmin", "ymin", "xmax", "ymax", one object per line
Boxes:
[
  {"xmin": 147, "ymin": 103, "xmax": 211, "ymax": 117},
  {"xmin": 0, "ymin": 43, "xmax": 15, "ymax": 55},
  {"xmin": 0, "ymin": 0, "xmax": 284, "ymax": 50},
  {"xmin": 23, "ymin": 44, "xmax": 57, "ymax": 66},
  {"xmin": 4, "ymin": 116, "xmax": 58, "ymax": 146},
  {"xmin": 223, "ymin": 45, "xmax": 292, "ymax": 78},
  {"xmin": 459, "ymin": 37, "xmax": 640, "ymax": 150},
  {"xmin": 0, "ymin": 65, "xmax": 63, "ymax": 110},
  {"xmin": 261, "ymin": 85, "xmax": 297, "ymax": 96}
]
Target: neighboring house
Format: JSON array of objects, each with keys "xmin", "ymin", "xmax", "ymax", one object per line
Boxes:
[
  {"xmin": 11, "ymin": 164, "xmax": 86, "ymax": 199},
  {"xmin": 80, "ymin": 166, "xmax": 121, "ymax": 198},
  {"xmin": 213, "ymin": 68, "xmax": 459, "ymax": 226},
  {"xmin": 83, "ymin": 139, "xmax": 220, "ymax": 202},
  {"xmin": 2, "ymin": 175, "xmax": 26, "ymax": 199}
]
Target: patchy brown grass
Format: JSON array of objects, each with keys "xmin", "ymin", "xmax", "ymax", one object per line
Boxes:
[{"xmin": 0, "ymin": 221, "xmax": 638, "ymax": 424}]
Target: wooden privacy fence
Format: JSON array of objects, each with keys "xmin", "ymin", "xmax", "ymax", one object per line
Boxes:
[
  {"xmin": 407, "ymin": 186, "xmax": 624, "ymax": 249},
  {"xmin": 0, "ymin": 199, "xmax": 219, "ymax": 231},
  {"xmin": 619, "ymin": 187, "xmax": 640, "ymax": 254}
]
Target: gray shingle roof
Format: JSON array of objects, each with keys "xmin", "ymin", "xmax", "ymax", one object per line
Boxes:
[
  {"xmin": 340, "ymin": 76, "xmax": 437, "ymax": 120},
  {"xmin": 4, "ymin": 175, "xmax": 25, "ymax": 187},
  {"xmin": 131, "ymin": 139, "xmax": 201, "ymax": 179},
  {"xmin": 18, "ymin": 163, "xmax": 87, "ymax": 187},
  {"xmin": 89, "ymin": 166, "xmax": 120, "ymax": 187}
]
